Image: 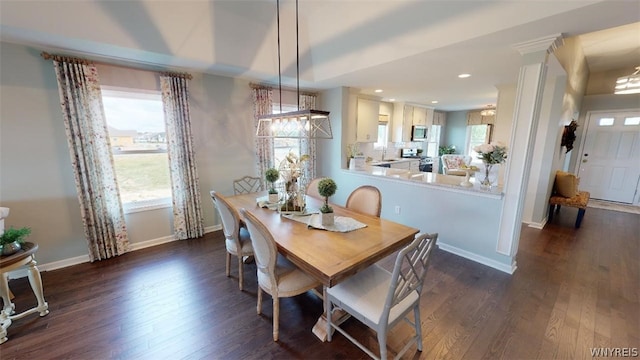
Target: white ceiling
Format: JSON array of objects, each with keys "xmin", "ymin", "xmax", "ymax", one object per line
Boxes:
[{"xmin": 1, "ymin": 0, "xmax": 638, "ymax": 111}]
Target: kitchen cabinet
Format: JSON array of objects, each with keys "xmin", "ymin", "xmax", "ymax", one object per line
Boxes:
[
  {"xmin": 356, "ymin": 98, "xmax": 380, "ymax": 142},
  {"xmin": 433, "ymin": 111, "xmax": 446, "ymax": 126},
  {"xmin": 389, "ymin": 159, "xmax": 420, "ymax": 171},
  {"xmin": 412, "ymin": 106, "xmax": 427, "ymax": 125}
]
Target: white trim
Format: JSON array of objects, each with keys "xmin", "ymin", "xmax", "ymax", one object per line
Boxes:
[
  {"xmin": 6, "ymin": 225, "xmax": 222, "ymax": 280},
  {"xmin": 123, "ymin": 198, "xmax": 172, "ymax": 214},
  {"xmin": 525, "ymin": 218, "xmax": 547, "ymax": 229},
  {"xmin": 438, "ymin": 242, "xmax": 517, "ymax": 274}
]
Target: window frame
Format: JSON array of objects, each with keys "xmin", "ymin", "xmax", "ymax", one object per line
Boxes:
[{"xmin": 101, "ymin": 86, "xmax": 173, "ymax": 214}]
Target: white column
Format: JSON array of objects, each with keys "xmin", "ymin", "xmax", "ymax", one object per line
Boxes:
[{"xmin": 497, "ymin": 34, "xmax": 564, "ymax": 258}]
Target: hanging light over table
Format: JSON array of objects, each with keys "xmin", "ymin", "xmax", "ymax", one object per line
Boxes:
[
  {"xmin": 256, "ymin": 0, "xmax": 332, "ymax": 139},
  {"xmin": 614, "ymin": 66, "xmax": 640, "ymax": 94}
]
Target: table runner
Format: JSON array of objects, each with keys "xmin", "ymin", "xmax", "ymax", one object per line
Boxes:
[{"xmin": 283, "ymin": 213, "xmax": 367, "ymax": 233}]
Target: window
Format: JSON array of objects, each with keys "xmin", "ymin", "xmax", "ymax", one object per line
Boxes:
[
  {"xmin": 374, "ymin": 121, "xmax": 389, "ymax": 148},
  {"xmin": 466, "ymin": 124, "xmax": 492, "ymax": 159},
  {"xmin": 598, "ymin": 117, "xmax": 614, "ymax": 126},
  {"xmin": 624, "ymin": 117, "xmax": 640, "ymax": 126},
  {"xmin": 102, "ymin": 88, "xmax": 171, "ymax": 213},
  {"xmin": 272, "ymin": 103, "xmax": 301, "ymax": 165}
]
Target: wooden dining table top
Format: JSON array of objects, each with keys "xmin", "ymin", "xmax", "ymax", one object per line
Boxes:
[{"xmin": 225, "ymin": 191, "xmax": 420, "ymax": 287}]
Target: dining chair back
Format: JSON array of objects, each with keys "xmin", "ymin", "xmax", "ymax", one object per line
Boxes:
[
  {"xmin": 239, "ymin": 208, "xmax": 321, "ymax": 342},
  {"xmin": 233, "ymin": 175, "xmax": 264, "ymax": 195},
  {"xmin": 305, "ymin": 177, "xmax": 326, "ymax": 200},
  {"xmin": 346, "ymin": 185, "xmax": 382, "ymax": 217},
  {"xmin": 210, "ymin": 190, "xmax": 254, "ymax": 290},
  {"xmin": 326, "ymin": 232, "xmax": 438, "ymax": 360}
]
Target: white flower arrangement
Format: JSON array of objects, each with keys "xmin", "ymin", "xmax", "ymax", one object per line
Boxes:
[{"xmin": 473, "ymin": 142, "xmax": 508, "ymax": 165}]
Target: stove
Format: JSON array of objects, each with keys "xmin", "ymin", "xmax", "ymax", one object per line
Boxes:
[{"xmin": 401, "ymin": 149, "xmax": 433, "ymax": 172}]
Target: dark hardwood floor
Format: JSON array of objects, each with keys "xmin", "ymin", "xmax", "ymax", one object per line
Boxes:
[{"xmin": 2, "ymin": 207, "xmax": 638, "ymax": 359}]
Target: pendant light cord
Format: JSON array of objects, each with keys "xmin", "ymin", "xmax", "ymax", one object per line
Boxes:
[
  {"xmin": 277, "ymin": 0, "xmax": 282, "ymax": 115},
  {"xmin": 296, "ymin": 0, "xmax": 300, "ymax": 110}
]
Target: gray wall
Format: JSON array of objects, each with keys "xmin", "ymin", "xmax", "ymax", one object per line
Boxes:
[
  {"xmin": 442, "ymin": 110, "xmax": 468, "ymax": 154},
  {"xmin": 0, "ymin": 42, "xmax": 259, "ymax": 266}
]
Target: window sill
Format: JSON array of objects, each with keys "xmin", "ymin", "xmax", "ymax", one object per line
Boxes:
[{"xmin": 123, "ymin": 198, "xmax": 172, "ymax": 214}]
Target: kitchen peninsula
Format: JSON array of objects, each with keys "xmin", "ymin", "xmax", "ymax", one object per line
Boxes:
[{"xmin": 337, "ymin": 165, "xmax": 514, "ymax": 274}]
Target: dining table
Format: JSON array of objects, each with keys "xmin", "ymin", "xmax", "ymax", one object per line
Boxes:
[
  {"xmin": 225, "ymin": 191, "xmax": 420, "ymax": 341},
  {"xmin": 225, "ymin": 191, "xmax": 420, "ymax": 289}
]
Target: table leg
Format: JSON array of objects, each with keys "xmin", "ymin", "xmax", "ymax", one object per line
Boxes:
[
  {"xmin": 26, "ymin": 259, "xmax": 49, "ymax": 316},
  {"xmin": 0, "ymin": 273, "xmax": 14, "ymax": 316},
  {"xmin": 311, "ymin": 286, "xmax": 349, "ymax": 342}
]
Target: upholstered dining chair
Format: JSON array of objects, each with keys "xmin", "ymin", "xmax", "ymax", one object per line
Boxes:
[
  {"xmin": 305, "ymin": 177, "xmax": 326, "ymax": 200},
  {"xmin": 233, "ymin": 175, "xmax": 264, "ymax": 195},
  {"xmin": 326, "ymin": 232, "xmax": 438, "ymax": 360},
  {"xmin": 346, "ymin": 185, "xmax": 382, "ymax": 217},
  {"xmin": 239, "ymin": 208, "xmax": 321, "ymax": 342},
  {"xmin": 210, "ymin": 191, "xmax": 254, "ymax": 290}
]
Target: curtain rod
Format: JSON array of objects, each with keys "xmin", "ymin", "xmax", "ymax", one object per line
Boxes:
[{"xmin": 41, "ymin": 51, "xmax": 193, "ymax": 80}]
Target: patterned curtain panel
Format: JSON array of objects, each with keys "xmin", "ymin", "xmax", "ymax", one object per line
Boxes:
[
  {"xmin": 252, "ymin": 87, "xmax": 275, "ymax": 179},
  {"xmin": 52, "ymin": 59, "xmax": 129, "ymax": 261},
  {"xmin": 160, "ymin": 75, "xmax": 205, "ymax": 240},
  {"xmin": 299, "ymin": 94, "xmax": 317, "ymax": 182}
]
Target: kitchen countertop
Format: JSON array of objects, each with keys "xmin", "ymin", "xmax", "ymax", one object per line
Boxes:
[{"xmin": 348, "ymin": 165, "xmax": 503, "ymax": 198}]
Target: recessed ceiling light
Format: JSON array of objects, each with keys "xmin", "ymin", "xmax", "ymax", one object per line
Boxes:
[
  {"xmin": 431, "ymin": 100, "xmax": 439, "ymax": 104},
  {"xmin": 374, "ymin": 89, "xmax": 383, "ymax": 93},
  {"xmin": 458, "ymin": 73, "xmax": 471, "ymax": 78}
]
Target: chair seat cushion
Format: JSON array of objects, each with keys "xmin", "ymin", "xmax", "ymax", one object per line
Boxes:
[
  {"xmin": 259, "ymin": 254, "xmax": 319, "ymax": 297},
  {"xmin": 225, "ymin": 227, "xmax": 253, "ymax": 256},
  {"xmin": 446, "ymin": 169, "xmax": 467, "ymax": 176},
  {"xmin": 549, "ymin": 191, "xmax": 590, "ymax": 209},
  {"xmin": 327, "ymin": 264, "xmax": 418, "ymax": 326}
]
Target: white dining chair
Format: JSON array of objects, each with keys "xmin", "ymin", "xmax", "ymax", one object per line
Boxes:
[
  {"xmin": 210, "ymin": 190, "xmax": 254, "ymax": 290},
  {"xmin": 239, "ymin": 208, "xmax": 321, "ymax": 342},
  {"xmin": 326, "ymin": 232, "xmax": 438, "ymax": 360},
  {"xmin": 346, "ymin": 185, "xmax": 382, "ymax": 217},
  {"xmin": 233, "ymin": 175, "xmax": 264, "ymax": 195},
  {"xmin": 305, "ymin": 177, "xmax": 326, "ymax": 200}
]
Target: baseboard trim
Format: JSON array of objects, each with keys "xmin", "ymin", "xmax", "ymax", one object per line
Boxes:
[
  {"xmin": 7, "ymin": 225, "xmax": 222, "ymax": 280},
  {"xmin": 438, "ymin": 242, "xmax": 517, "ymax": 274},
  {"xmin": 525, "ymin": 219, "xmax": 547, "ymax": 229}
]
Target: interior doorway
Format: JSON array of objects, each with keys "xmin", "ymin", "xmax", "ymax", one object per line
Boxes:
[{"xmin": 577, "ymin": 110, "xmax": 640, "ymax": 203}]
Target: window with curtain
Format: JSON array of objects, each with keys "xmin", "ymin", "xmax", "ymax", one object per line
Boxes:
[
  {"xmin": 272, "ymin": 103, "xmax": 301, "ymax": 164},
  {"xmin": 102, "ymin": 87, "xmax": 172, "ymax": 213}
]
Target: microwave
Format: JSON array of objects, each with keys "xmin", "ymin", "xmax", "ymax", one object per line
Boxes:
[{"xmin": 411, "ymin": 125, "xmax": 428, "ymax": 141}]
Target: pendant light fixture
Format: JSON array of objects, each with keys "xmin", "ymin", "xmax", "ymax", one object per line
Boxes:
[
  {"xmin": 256, "ymin": 0, "xmax": 332, "ymax": 139},
  {"xmin": 614, "ymin": 66, "xmax": 640, "ymax": 94}
]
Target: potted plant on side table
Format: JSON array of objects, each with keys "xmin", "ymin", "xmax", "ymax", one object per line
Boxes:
[
  {"xmin": 0, "ymin": 226, "xmax": 31, "ymax": 256},
  {"xmin": 265, "ymin": 168, "xmax": 280, "ymax": 203},
  {"xmin": 317, "ymin": 178, "xmax": 337, "ymax": 226}
]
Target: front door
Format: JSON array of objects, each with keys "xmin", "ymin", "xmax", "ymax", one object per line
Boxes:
[{"xmin": 578, "ymin": 110, "xmax": 640, "ymax": 203}]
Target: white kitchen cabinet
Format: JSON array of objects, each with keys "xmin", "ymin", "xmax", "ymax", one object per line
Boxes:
[
  {"xmin": 356, "ymin": 98, "xmax": 380, "ymax": 142},
  {"xmin": 412, "ymin": 106, "xmax": 427, "ymax": 125},
  {"xmin": 390, "ymin": 161, "xmax": 410, "ymax": 170},
  {"xmin": 409, "ymin": 160, "xmax": 420, "ymax": 172}
]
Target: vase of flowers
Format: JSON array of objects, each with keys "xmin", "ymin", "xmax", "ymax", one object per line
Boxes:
[
  {"xmin": 279, "ymin": 152, "xmax": 309, "ymax": 213},
  {"xmin": 473, "ymin": 142, "xmax": 508, "ymax": 190},
  {"xmin": 265, "ymin": 168, "xmax": 280, "ymax": 203},
  {"xmin": 317, "ymin": 178, "xmax": 337, "ymax": 226}
]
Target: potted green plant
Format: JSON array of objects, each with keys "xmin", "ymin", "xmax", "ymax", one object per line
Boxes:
[
  {"xmin": 0, "ymin": 226, "xmax": 31, "ymax": 256},
  {"xmin": 317, "ymin": 178, "xmax": 337, "ymax": 226},
  {"xmin": 265, "ymin": 168, "xmax": 280, "ymax": 203}
]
